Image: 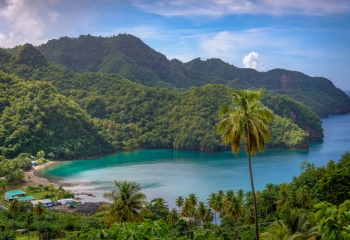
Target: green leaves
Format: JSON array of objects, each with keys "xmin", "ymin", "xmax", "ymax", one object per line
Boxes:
[{"xmin": 315, "ymin": 200, "xmax": 350, "ymax": 239}]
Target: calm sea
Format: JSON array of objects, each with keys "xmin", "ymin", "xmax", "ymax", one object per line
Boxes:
[{"xmin": 37, "ymin": 113, "xmax": 350, "ymax": 207}]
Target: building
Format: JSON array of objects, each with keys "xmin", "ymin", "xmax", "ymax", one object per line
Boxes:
[
  {"xmin": 5, "ymin": 190, "xmax": 26, "ymax": 201},
  {"xmin": 31, "ymin": 199, "xmax": 53, "ymax": 207}
]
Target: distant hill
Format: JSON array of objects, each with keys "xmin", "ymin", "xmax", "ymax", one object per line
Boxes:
[
  {"xmin": 37, "ymin": 34, "xmax": 350, "ymax": 117},
  {"xmin": 0, "ymin": 44, "xmax": 323, "ymax": 158}
]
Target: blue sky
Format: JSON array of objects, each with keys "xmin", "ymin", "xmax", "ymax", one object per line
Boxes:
[{"xmin": 0, "ymin": 0, "xmax": 349, "ymax": 90}]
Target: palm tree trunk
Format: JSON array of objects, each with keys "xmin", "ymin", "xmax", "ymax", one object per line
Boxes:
[
  {"xmin": 248, "ymin": 155, "xmax": 259, "ymax": 240},
  {"xmin": 215, "ymin": 212, "xmax": 217, "ymax": 225}
]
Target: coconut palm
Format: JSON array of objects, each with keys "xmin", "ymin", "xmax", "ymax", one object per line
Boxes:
[
  {"xmin": 151, "ymin": 198, "xmax": 168, "ymax": 210},
  {"xmin": 166, "ymin": 208, "xmax": 179, "ymax": 225},
  {"xmin": 217, "ymin": 90, "xmax": 273, "ymax": 239},
  {"xmin": 23, "ymin": 212, "xmax": 34, "ymax": 240},
  {"xmin": 207, "ymin": 192, "xmax": 224, "ymax": 225},
  {"xmin": 9, "ymin": 199, "xmax": 21, "ymax": 215},
  {"xmin": 175, "ymin": 196, "xmax": 184, "ymax": 212},
  {"xmin": 102, "ymin": 180, "xmax": 148, "ymax": 224},
  {"xmin": 295, "ymin": 185, "xmax": 311, "ymax": 208},
  {"xmin": 196, "ymin": 201, "xmax": 208, "ymax": 225},
  {"xmin": 224, "ymin": 195, "xmax": 243, "ymax": 220},
  {"xmin": 187, "ymin": 193, "xmax": 198, "ymax": 209},
  {"xmin": 33, "ymin": 202, "xmax": 45, "ymax": 217}
]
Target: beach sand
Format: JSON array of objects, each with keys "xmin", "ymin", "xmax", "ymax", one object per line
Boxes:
[{"xmin": 18, "ymin": 161, "xmax": 61, "ymax": 188}]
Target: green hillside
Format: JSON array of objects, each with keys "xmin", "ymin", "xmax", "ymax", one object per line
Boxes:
[
  {"xmin": 0, "ymin": 44, "xmax": 321, "ymax": 158},
  {"xmin": 0, "ymin": 71, "xmax": 114, "ymax": 159},
  {"xmin": 37, "ymin": 34, "xmax": 350, "ymax": 117}
]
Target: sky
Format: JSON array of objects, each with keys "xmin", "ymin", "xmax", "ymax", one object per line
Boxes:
[{"xmin": 0, "ymin": 0, "xmax": 350, "ymax": 90}]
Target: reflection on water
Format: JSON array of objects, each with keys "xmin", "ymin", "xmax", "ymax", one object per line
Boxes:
[{"xmin": 37, "ymin": 113, "xmax": 350, "ymax": 207}]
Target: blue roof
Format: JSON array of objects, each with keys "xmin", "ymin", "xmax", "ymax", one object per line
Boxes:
[
  {"xmin": 6, "ymin": 190, "xmax": 25, "ymax": 195},
  {"xmin": 19, "ymin": 196, "xmax": 36, "ymax": 201},
  {"xmin": 5, "ymin": 194, "xmax": 19, "ymax": 200}
]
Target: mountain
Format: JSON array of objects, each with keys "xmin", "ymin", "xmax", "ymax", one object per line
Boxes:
[
  {"xmin": 0, "ymin": 44, "xmax": 321, "ymax": 158},
  {"xmin": 37, "ymin": 34, "xmax": 350, "ymax": 117},
  {"xmin": 345, "ymin": 90, "xmax": 350, "ymax": 97}
]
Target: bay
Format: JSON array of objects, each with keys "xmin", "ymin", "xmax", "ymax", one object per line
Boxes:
[{"xmin": 37, "ymin": 113, "xmax": 350, "ymax": 207}]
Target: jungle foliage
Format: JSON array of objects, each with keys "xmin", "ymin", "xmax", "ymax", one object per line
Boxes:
[{"xmin": 36, "ymin": 34, "xmax": 350, "ymax": 117}]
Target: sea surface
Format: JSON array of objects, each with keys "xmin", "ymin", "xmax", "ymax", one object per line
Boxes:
[{"xmin": 37, "ymin": 113, "xmax": 350, "ymax": 207}]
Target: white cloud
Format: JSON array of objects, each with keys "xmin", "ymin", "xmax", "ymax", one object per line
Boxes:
[
  {"xmin": 242, "ymin": 52, "xmax": 268, "ymax": 71},
  {"xmin": 48, "ymin": 10, "xmax": 60, "ymax": 22},
  {"xmin": 0, "ymin": 0, "xmax": 46, "ymax": 47},
  {"xmin": 132, "ymin": 0, "xmax": 350, "ymax": 17}
]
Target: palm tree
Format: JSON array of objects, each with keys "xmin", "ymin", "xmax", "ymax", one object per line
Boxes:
[
  {"xmin": 187, "ymin": 193, "xmax": 198, "ymax": 209},
  {"xmin": 23, "ymin": 212, "xmax": 34, "ymax": 240},
  {"xmin": 175, "ymin": 196, "xmax": 184, "ymax": 212},
  {"xmin": 102, "ymin": 180, "xmax": 147, "ymax": 224},
  {"xmin": 207, "ymin": 192, "xmax": 224, "ymax": 225},
  {"xmin": 295, "ymin": 185, "xmax": 311, "ymax": 208},
  {"xmin": 217, "ymin": 90, "xmax": 273, "ymax": 239},
  {"xmin": 151, "ymin": 198, "xmax": 168, "ymax": 210},
  {"xmin": 224, "ymin": 195, "xmax": 243, "ymax": 221},
  {"xmin": 9, "ymin": 199, "xmax": 21, "ymax": 215},
  {"xmin": 33, "ymin": 202, "xmax": 45, "ymax": 217},
  {"xmin": 196, "ymin": 201, "xmax": 208, "ymax": 225},
  {"xmin": 166, "ymin": 208, "xmax": 179, "ymax": 225}
]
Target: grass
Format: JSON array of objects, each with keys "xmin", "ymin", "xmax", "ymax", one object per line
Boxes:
[{"xmin": 22, "ymin": 188, "xmax": 51, "ymax": 200}]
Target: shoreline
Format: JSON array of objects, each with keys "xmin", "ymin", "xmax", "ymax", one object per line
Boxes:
[{"xmin": 14, "ymin": 161, "xmax": 62, "ymax": 188}]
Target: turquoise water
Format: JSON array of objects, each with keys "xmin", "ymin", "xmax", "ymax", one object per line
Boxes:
[{"xmin": 37, "ymin": 113, "xmax": 350, "ymax": 207}]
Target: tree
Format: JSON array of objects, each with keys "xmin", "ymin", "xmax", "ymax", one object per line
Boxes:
[
  {"xmin": 217, "ymin": 90, "xmax": 273, "ymax": 239},
  {"xmin": 102, "ymin": 180, "xmax": 147, "ymax": 224},
  {"xmin": 23, "ymin": 212, "xmax": 34, "ymax": 240},
  {"xmin": 9, "ymin": 199, "xmax": 21, "ymax": 215},
  {"xmin": 175, "ymin": 196, "xmax": 184, "ymax": 212},
  {"xmin": 150, "ymin": 198, "xmax": 168, "ymax": 211},
  {"xmin": 207, "ymin": 192, "xmax": 223, "ymax": 225},
  {"xmin": 166, "ymin": 208, "xmax": 179, "ymax": 225}
]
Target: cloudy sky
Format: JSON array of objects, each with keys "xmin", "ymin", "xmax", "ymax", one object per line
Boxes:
[{"xmin": 0, "ymin": 0, "xmax": 349, "ymax": 89}]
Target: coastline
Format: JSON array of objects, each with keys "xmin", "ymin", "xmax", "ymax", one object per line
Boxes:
[{"xmin": 18, "ymin": 161, "xmax": 61, "ymax": 188}]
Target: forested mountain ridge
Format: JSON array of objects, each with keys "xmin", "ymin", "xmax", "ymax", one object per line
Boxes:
[
  {"xmin": 0, "ymin": 44, "xmax": 323, "ymax": 158},
  {"xmin": 37, "ymin": 34, "xmax": 350, "ymax": 117}
]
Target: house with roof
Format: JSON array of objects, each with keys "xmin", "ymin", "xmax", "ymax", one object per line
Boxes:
[
  {"xmin": 5, "ymin": 190, "xmax": 26, "ymax": 201},
  {"xmin": 5, "ymin": 189, "xmax": 36, "ymax": 202}
]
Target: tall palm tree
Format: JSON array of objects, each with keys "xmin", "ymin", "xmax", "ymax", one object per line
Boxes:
[
  {"xmin": 23, "ymin": 212, "xmax": 34, "ymax": 240},
  {"xmin": 9, "ymin": 199, "xmax": 21, "ymax": 216},
  {"xmin": 217, "ymin": 90, "xmax": 273, "ymax": 239},
  {"xmin": 295, "ymin": 185, "xmax": 311, "ymax": 208},
  {"xmin": 151, "ymin": 198, "xmax": 168, "ymax": 210},
  {"xmin": 166, "ymin": 208, "xmax": 179, "ymax": 225},
  {"xmin": 187, "ymin": 193, "xmax": 198, "ymax": 209},
  {"xmin": 207, "ymin": 192, "xmax": 224, "ymax": 225},
  {"xmin": 224, "ymin": 195, "xmax": 243, "ymax": 221},
  {"xmin": 175, "ymin": 196, "xmax": 184, "ymax": 212},
  {"xmin": 102, "ymin": 180, "xmax": 147, "ymax": 224},
  {"xmin": 33, "ymin": 202, "xmax": 45, "ymax": 217},
  {"xmin": 196, "ymin": 201, "xmax": 208, "ymax": 225},
  {"xmin": 33, "ymin": 202, "xmax": 45, "ymax": 238}
]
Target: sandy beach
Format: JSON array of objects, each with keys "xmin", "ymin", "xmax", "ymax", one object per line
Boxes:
[{"xmin": 19, "ymin": 161, "xmax": 61, "ymax": 188}]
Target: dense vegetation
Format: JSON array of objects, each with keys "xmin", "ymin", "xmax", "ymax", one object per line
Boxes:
[
  {"xmin": 1, "ymin": 152, "xmax": 350, "ymax": 239},
  {"xmin": 0, "ymin": 44, "xmax": 321, "ymax": 158},
  {"xmin": 37, "ymin": 34, "xmax": 350, "ymax": 117},
  {"xmin": 0, "ymin": 71, "xmax": 114, "ymax": 159}
]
